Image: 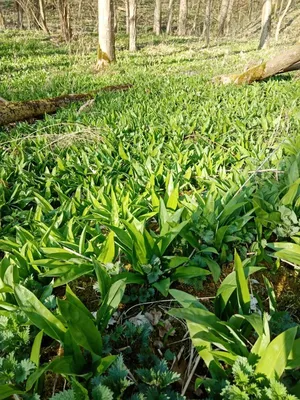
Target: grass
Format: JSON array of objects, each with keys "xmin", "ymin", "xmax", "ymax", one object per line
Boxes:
[{"xmin": 1, "ymin": 30, "xmax": 300, "ymax": 399}]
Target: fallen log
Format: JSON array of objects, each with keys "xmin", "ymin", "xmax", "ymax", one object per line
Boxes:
[
  {"xmin": 0, "ymin": 84, "xmax": 132, "ymax": 126},
  {"xmin": 213, "ymin": 44, "xmax": 300, "ymax": 85}
]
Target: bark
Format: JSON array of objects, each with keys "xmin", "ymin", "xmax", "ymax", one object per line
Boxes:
[
  {"xmin": 16, "ymin": 1, "xmax": 24, "ymax": 29},
  {"xmin": 218, "ymin": 0, "xmax": 230, "ymax": 36},
  {"xmin": 0, "ymin": 9, "xmax": 5, "ymax": 29},
  {"xmin": 166, "ymin": 0, "xmax": 174, "ymax": 34},
  {"xmin": 153, "ymin": 0, "xmax": 161, "ymax": 35},
  {"xmin": 225, "ymin": 0, "xmax": 234, "ymax": 34},
  {"xmin": 0, "ymin": 84, "xmax": 132, "ymax": 126},
  {"xmin": 128, "ymin": 0, "xmax": 137, "ymax": 51},
  {"xmin": 58, "ymin": 0, "xmax": 72, "ymax": 42},
  {"xmin": 275, "ymin": 0, "xmax": 293, "ymax": 42},
  {"xmin": 38, "ymin": 0, "xmax": 50, "ymax": 34},
  {"xmin": 97, "ymin": 0, "xmax": 115, "ymax": 67},
  {"xmin": 213, "ymin": 44, "xmax": 300, "ymax": 85},
  {"xmin": 203, "ymin": 0, "xmax": 212, "ymax": 47},
  {"xmin": 178, "ymin": 0, "xmax": 188, "ymax": 35},
  {"xmin": 258, "ymin": 0, "xmax": 272, "ymax": 49},
  {"xmin": 192, "ymin": 0, "xmax": 201, "ymax": 35},
  {"xmin": 125, "ymin": 0, "xmax": 129, "ymax": 34}
]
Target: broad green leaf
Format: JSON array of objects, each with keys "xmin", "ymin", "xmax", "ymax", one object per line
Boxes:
[
  {"xmin": 256, "ymin": 326, "xmax": 297, "ymax": 379},
  {"xmin": 153, "ymin": 278, "xmax": 170, "ymax": 297},
  {"xmin": 171, "ymin": 266, "xmax": 211, "ymax": 281},
  {"xmin": 14, "ymin": 284, "xmax": 66, "ymax": 342},
  {"xmin": 30, "ymin": 330, "xmax": 44, "ymax": 367},
  {"xmin": 234, "ymin": 251, "xmax": 250, "ymax": 315},
  {"xmin": 98, "ymin": 231, "xmax": 115, "ymax": 263},
  {"xmin": 0, "ymin": 385, "xmax": 24, "ymax": 399},
  {"xmin": 41, "ymin": 263, "xmax": 94, "ymax": 287},
  {"xmin": 59, "ymin": 299, "xmax": 102, "ymax": 356}
]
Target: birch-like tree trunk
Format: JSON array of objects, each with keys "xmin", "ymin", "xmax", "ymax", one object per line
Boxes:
[
  {"xmin": 125, "ymin": 0, "xmax": 129, "ymax": 34},
  {"xmin": 97, "ymin": 0, "xmax": 115, "ymax": 67},
  {"xmin": 16, "ymin": 1, "xmax": 24, "ymax": 28},
  {"xmin": 128, "ymin": 0, "xmax": 137, "ymax": 51},
  {"xmin": 275, "ymin": 0, "xmax": 293, "ymax": 42},
  {"xmin": 218, "ymin": 0, "xmax": 230, "ymax": 36},
  {"xmin": 38, "ymin": 0, "xmax": 50, "ymax": 34},
  {"xmin": 178, "ymin": 0, "xmax": 188, "ymax": 35},
  {"xmin": 153, "ymin": 0, "xmax": 161, "ymax": 35},
  {"xmin": 166, "ymin": 0, "xmax": 174, "ymax": 34},
  {"xmin": 258, "ymin": 0, "xmax": 272, "ymax": 49},
  {"xmin": 192, "ymin": 0, "xmax": 201, "ymax": 34},
  {"xmin": 225, "ymin": 0, "xmax": 234, "ymax": 34}
]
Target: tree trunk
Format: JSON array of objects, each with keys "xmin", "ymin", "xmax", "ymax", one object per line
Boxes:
[
  {"xmin": 38, "ymin": 0, "xmax": 50, "ymax": 34},
  {"xmin": 0, "ymin": 9, "xmax": 6, "ymax": 29},
  {"xmin": 275, "ymin": 0, "xmax": 293, "ymax": 42},
  {"xmin": 178, "ymin": 0, "xmax": 188, "ymax": 35},
  {"xmin": 125, "ymin": 0, "xmax": 129, "ymax": 34},
  {"xmin": 213, "ymin": 44, "xmax": 300, "ymax": 85},
  {"xmin": 203, "ymin": 0, "xmax": 212, "ymax": 47},
  {"xmin": 218, "ymin": 0, "xmax": 230, "ymax": 36},
  {"xmin": 0, "ymin": 85, "xmax": 132, "ymax": 126},
  {"xmin": 97, "ymin": 0, "xmax": 115, "ymax": 68},
  {"xmin": 192, "ymin": 0, "xmax": 201, "ymax": 35},
  {"xmin": 258, "ymin": 0, "xmax": 272, "ymax": 49},
  {"xmin": 153, "ymin": 0, "xmax": 161, "ymax": 35},
  {"xmin": 166, "ymin": 0, "xmax": 174, "ymax": 34},
  {"xmin": 16, "ymin": 1, "xmax": 24, "ymax": 29},
  {"xmin": 225, "ymin": 0, "xmax": 234, "ymax": 34},
  {"xmin": 58, "ymin": 0, "xmax": 72, "ymax": 42},
  {"xmin": 128, "ymin": 0, "xmax": 137, "ymax": 51}
]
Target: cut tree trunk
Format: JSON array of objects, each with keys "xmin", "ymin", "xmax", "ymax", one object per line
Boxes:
[
  {"xmin": 213, "ymin": 44, "xmax": 300, "ymax": 84},
  {"xmin": 0, "ymin": 84, "xmax": 132, "ymax": 126}
]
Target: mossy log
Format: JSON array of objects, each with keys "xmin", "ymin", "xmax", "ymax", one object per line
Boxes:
[
  {"xmin": 0, "ymin": 84, "xmax": 132, "ymax": 126},
  {"xmin": 213, "ymin": 44, "xmax": 300, "ymax": 85}
]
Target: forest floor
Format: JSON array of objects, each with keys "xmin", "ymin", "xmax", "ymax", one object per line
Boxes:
[{"xmin": 1, "ymin": 31, "xmax": 300, "ymax": 399}]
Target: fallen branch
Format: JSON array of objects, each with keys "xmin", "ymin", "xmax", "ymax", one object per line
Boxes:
[
  {"xmin": 213, "ymin": 44, "xmax": 300, "ymax": 84},
  {"xmin": 0, "ymin": 84, "xmax": 132, "ymax": 126}
]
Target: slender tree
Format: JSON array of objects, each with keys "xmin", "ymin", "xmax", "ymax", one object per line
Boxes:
[
  {"xmin": 58, "ymin": 0, "xmax": 72, "ymax": 41},
  {"xmin": 125, "ymin": 0, "xmax": 129, "ymax": 34},
  {"xmin": 178, "ymin": 0, "xmax": 188, "ymax": 35},
  {"xmin": 128, "ymin": 0, "xmax": 137, "ymax": 51},
  {"xmin": 38, "ymin": 0, "xmax": 50, "ymax": 34},
  {"xmin": 275, "ymin": 0, "xmax": 293, "ymax": 42},
  {"xmin": 0, "ymin": 8, "xmax": 6, "ymax": 29},
  {"xmin": 258, "ymin": 0, "xmax": 272, "ymax": 49},
  {"xmin": 153, "ymin": 0, "xmax": 161, "ymax": 35},
  {"xmin": 16, "ymin": 1, "xmax": 24, "ymax": 29},
  {"xmin": 203, "ymin": 0, "xmax": 212, "ymax": 46},
  {"xmin": 218, "ymin": 0, "xmax": 230, "ymax": 36},
  {"xmin": 97, "ymin": 0, "xmax": 115, "ymax": 67},
  {"xmin": 166, "ymin": 0, "xmax": 174, "ymax": 34}
]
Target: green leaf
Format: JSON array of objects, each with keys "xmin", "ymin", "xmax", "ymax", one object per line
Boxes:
[
  {"xmin": 171, "ymin": 266, "xmax": 211, "ymax": 281},
  {"xmin": 96, "ymin": 355, "xmax": 117, "ymax": 374},
  {"xmin": 30, "ymin": 330, "xmax": 44, "ymax": 367},
  {"xmin": 58, "ymin": 299, "xmax": 102, "ymax": 356},
  {"xmin": 256, "ymin": 326, "xmax": 297, "ymax": 379},
  {"xmin": 268, "ymin": 242, "xmax": 300, "ymax": 266},
  {"xmin": 234, "ymin": 251, "xmax": 250, "ymax": 315},
  {"xmin": 98, "ymin": 232, "xmax": 115, "ymax": 263},
  {"xmin": 0, "ymin": 385, "xmax": 24, "ymax": 399},
  {"xmin": 34, "ymin": 192, "xmax": 53, "ymax": 212},
  {"xmin": 14, "ymin": 284, "xmax": 66, "ymax": 342},
  {"xmin": 287, "ymin": 338, "xmax": 300, "ymax": 369},
  {"xmin": 203, "ymin": 257, "xmax": 221, "ymax": 283},
  {"xmin": 153, "ymin": 278, "xmax": 170, "ymax": 297},
  {"xmin": 41, "ymin": 263, "xmax": 94, "ymax": 287}
]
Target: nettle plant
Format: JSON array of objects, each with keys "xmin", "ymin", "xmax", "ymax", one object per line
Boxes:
[{"xmin": 169, "ymin": 251, "xmax": 300, "ymax": 399}]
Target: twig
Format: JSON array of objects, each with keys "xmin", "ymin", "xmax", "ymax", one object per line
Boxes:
[{"xmin": 181, "ymin": 354, "xmax": 201, "ymax": 396}]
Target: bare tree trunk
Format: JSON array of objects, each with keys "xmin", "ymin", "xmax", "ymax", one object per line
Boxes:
[
  {"xmin": 128, "ymin": 0, "xmax": 137, "ymax": 51},
  {"xmin": 125, "ymin": 0, "xmax": 129, "ymax": 34},
  {"xmin": 97, "ymin": 0, "xmax": 115, "ymax": 68},
  {"xmin": 248, "ymin": 0, "xmax": 253, "ymax": 20},
  {"xmin": 225, "ymin": 0, "xmax": 234, "ymax": 34},
  {"xmin": 16, "ymin": 1, "xmax": 24, "ymax": 28},
  {"xmin": 178, "ymin": 0, "xmax": 188, "ymax": 35},
  {"xmin": 203, "ymin": 0, "xmax": 212, "ymax": 46},
  {"xmin": 218, "ymin": 0, "xmax": 230, "ymax": 36},
  {"xmin": 192, "ymin": 0, "xmax": 201, "ymax": 34},
  {"xmin": 166, "ymin": 0, "xmax": 174, "ymax": 34},
  {"xmin": 153, "ymin": 0, "xmax": 161, "ymax": 35},
  {"xmin": 38, "ymin": 0, "xmax": 50, "ymax": 34},
  {"xmin": 258, "ymin": 0, "xmax": 272, "ymax": 49},
  {"xmin": 0, "ymin": 9, "xmax": 6, "ymax": 29},
  {"xmin": 114, "ymin": 2, "xmax": 118, "ymax": 32},
  {"xmin": 275, "ymin": 0, "xmax": 293, "ymax": 42},
  {"xmin": 58, "ymin": 0, "xmax": 72, "ymax": 42}
]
